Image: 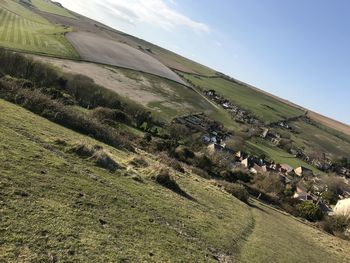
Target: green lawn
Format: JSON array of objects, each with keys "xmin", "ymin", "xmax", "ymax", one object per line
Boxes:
[
  {"xmin": 246, "ymin": 139, "xmax": 324, "ymax": 175},
  {"xmin": 1, "ymin": 99, "xmax": 349, "ymax": 262},
  {"xmin": 181, "ymin": 73, "xmax": 304, "ymax": 123},
  {"xmin": 0, "ymin": 0, "xmax": 78, "ymax": 57},
  {"xmin": 31, "ymin": 0, "xmax": 76, "ymax": 18},
  {"xmin": 285, "ymin": 120, "xmax": 350, "ymax": 159}
]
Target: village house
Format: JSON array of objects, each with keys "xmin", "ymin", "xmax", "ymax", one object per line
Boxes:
[
  {"xmin": 250, "ymin": 163, "xmax": 267, "ymax": 174},
  {"xmin": 277, "ymin": 164, "xmax": 293, "ymax": 174},
  {"xmin": 235, "ymin": 151, "xmax": 248, "ymax": 161},
  {"xmin": 294, "ymin": 166, "xmax": 314, "ymax": 177},
  {"xmin": 333, "ymin": 198, "xmax": 350, "ymax": 218},
  {"xmin": 293, "ymin": 186, "xmax": 317, "ymax": 202}
]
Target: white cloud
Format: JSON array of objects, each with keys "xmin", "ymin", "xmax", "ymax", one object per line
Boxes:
[{"xmin": 58, "ymin": 0, "xmax": 209, "ymax": 33}]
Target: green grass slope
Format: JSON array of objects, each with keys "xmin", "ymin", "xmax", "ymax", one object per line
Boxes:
[
  {"xmin": 0, "ymin": 0, "xmax": 78, "ymax": 57},
  {"xmin": 1, "ymin": 99, "xmax": 350, "ymax": 262},
  {"xmin": 30, "ymin": 0, "xmax": 76, "ymax": 18},
  {"xmin": 286, "ymin": 120, "xmax": 350, "ymax": 158},
  {"xmin": 246, "ymin": 139, "xmax": 324, "ymax": 175},
  {"xmin": 181, "ymin": 73, "xmax": 304, "ymax": 123}
]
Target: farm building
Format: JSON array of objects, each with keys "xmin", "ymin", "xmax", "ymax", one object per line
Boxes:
[{"xmin": 333, "ymin": 198, "xmax": 350, "ymax": 217}]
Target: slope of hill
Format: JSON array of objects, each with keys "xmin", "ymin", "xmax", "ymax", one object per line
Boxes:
[
  {"xmin": 1, "ymin": 98, "xmax": 350, "ymax": 262},
  {"xmin": 0, "ymin": 0, "xmax": 77, "ymax": 57},
  {"xmin": 179, "ymin": 73, "xmax": 305, "ymax": 123}
]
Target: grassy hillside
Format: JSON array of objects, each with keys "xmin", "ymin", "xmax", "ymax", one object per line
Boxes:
[
  {"xmin": 30, "ymin": 0, "xmax": 76, "ymax": 18},
  {"xmin": 1, "ymin": 100, "xmax": 350, "ymax": 262},
  {"xmin": 246, "ymin": 139, "xmax": 324, "ymax": 175},
  {"xmin": 0, "ymin": 0, "xmax": 78, "ymax": 57},
  {"xmin": 285, "ymin": 120, "xmax": 350, "ymax": 158},
  {"xmin": 180, "ymin": 73, "xmax": 304, "ymax": 123}
]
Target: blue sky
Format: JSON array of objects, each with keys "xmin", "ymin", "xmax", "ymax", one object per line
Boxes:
[{"xmin": 57, "ymin": 0, "xmax": 350, "ymax": 125}]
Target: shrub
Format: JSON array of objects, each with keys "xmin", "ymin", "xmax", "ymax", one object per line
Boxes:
[
  {"xmin": 322, "ymin": 215, "xmax": 350, "ymax": 236},
  {"xmin": 191, "ymin": 167, "xmax": 209, "ymax": 179},
  {"xmin": 0, "ymin": 81, "xmax": 133, "ymax": 151},
  {"xmin": 155, "ymin": 169, "xmax": 191, "ymax": 199},
  {"xmin": 129, "ymin": 156, "xmax": 149, "ymax": 168},
  {"xmin": 222, "ymin": 167, "xmax": 251, "ymax": 183},
  {"xmin": 194, "ymin": 154, "xmax": 212, "ymax": 171},
  {"xmin": 253, "ymin": 173, "xmax": 285, "ymax": 196},
  {"xmin": 173, "ymin": 146, "xmax": 195, "ymax": 162},
  {"xmin": 91, "ymin": 107, "xmax": 131, "ymax": 125},
  {"xmin": 296, "ymin": 202, "xmax": 323, "ymax": 222},
  {"xmin": 216, "ymin": 181, "xmax": 249, "ymax": 203},
  {"xmin": 91, "ymin": 151, "xmax": 121, "ymax": 172},
  {"xmin": 159, "ymin": 153, "xmax": 185, "ymax": 173}
]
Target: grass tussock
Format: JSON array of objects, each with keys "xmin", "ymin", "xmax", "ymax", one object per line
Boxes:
[
  {"xmin": 70, "ymin": 142, "xmax": 121, "ymax": 172},
  {"xmin": 155, "ymin": 169, "xmax": 194, "ymax": 201}
]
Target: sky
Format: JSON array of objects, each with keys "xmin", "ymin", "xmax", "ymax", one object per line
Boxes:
[{"xmin": 56, "ymin": 0, "xmax": 350, "ymax": 125}]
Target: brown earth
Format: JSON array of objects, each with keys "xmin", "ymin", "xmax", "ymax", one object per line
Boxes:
[
  {"xmin": 31, "ymin": 10, "xmax": 215, "ymax": 76},
  {"xmin": 31, "ymin": 55, "xmax": 168, "ymax": 106},
  {"xmin": 307, "ymin": 111, "xmax": 350, "ymax": 136},
  {"xmin": 65, "ymin": 31, "xmax": 186, "ymax": 85}
]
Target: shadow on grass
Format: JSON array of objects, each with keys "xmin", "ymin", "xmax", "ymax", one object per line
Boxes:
[
  {"xmin": 156, "ymin": 172, "xmax": 197, "ymax": 202},
  {"xmin": 247, "ymin": 202, "xmax": 269, "ymax": 214}
]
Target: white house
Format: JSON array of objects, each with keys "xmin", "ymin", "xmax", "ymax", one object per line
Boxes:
[{"xmin": 333, "ymin": 198, "xmax": 350, "ymax": 218}]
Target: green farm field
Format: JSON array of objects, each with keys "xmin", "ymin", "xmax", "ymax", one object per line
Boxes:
[
  {"xmin": 180, "ymin": 73, "xmax": 304, "ymax": 123},
  {"xmin": 246, "ymin": 138, "xmax": 323, "ymax": 175},
  {"xmin": 31, "ymin": 0, "xmax": 76, "ymax": 18},
  {"xmin": 285, "ymin": 120, "xmax": 350, "ymax": 158},
  {"xmin": 0, "ymin": 0, "xmax": 78, "ymax": 57},
  {"xmin": 1, "ymin": 98, "xmax": 349, "ymax": 262}
]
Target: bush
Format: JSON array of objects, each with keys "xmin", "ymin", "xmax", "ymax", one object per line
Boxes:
[
  {"xmin": 216, "ymin": 181, "xmax": 249, "ymax": 203},
  {"xmin": 91, "ymin": 107, "xmax": 132, "ymax": 125},
  {"xmin": 155, "ymin": 170, "xmax": 190, "ymax": 199},
  {"xmin": 0, "ymin": 81, "xmax": 133, "ymax": 151},
  {"xmin": 173, "ymin": 146, "xmax": 195, "ymax": 162},
  {"xmin": 191, "ymin": 167, "xmax": 209, "ymax": 179},
  {"xmin": 322, "ymin": 215, "xmax": 350, "ymax": 236},
  {"xmin": 159, "ymin": 153, "xmax": 185, "ymax": 173},
  {"xmin": 129, "ymin": 156, "xmax": 149, "ymax": 168},
  {"xmin": 253, "ymin": 173, "xmax": 285, "ymax": 196},
  {"xmin": 296, "ymin": 202, "xmax": 323, "ymax": 222},
  {"xmin": 92, "ymin": 151, "xmax": 121, "ymax": 172},
  {"xmin": 221, "ymin": 167, "xmax": 251, "ymax": 183}
]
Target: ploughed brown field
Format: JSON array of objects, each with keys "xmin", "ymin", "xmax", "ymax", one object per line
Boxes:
[{"xmin": 66, "ymin": 32, "xmax": 186, "ymax": 85}]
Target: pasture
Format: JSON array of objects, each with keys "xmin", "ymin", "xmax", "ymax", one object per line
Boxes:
[
  {"xmin": 31, "ymin": 0, "xmax": 76, "ymax": 18},
  {"xmin": 32, "ymin": 56, "xmax": 238, "ymax": 130},
  {"xmin": 0, "ymin": 0, "xmax": 78, "ymax": 57},
  {"xmin": 286, "ymin": 120, "xmax": 350, "ymax": 158},
  {"xmin": 1, "ymin": 99, "xmax": 349, "ymax": 262},
  {"xmin": 181, "ymin": 73, "xmax": 304, "ymax": 123},
  {"xmin": 246, "ymin": 138, "xmax": 323, "ymax": 174}
]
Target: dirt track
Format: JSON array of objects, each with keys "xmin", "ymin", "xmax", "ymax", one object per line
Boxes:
[{"xmin": 66, "ymin": 32, "xmax": 185, "ymax": 85}]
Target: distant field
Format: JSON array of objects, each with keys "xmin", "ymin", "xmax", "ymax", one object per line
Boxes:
[
  {"xmin": 307, "ymin": 111, "xmax": 350, "ymax": 136},
  {"xmin": 66, "ymin": 31, "xmax": 186, "ymax": 84},
  {"xmin": 32, "ymin": 56, "xmax": 238, "ymax": 130},
  {"xmin": 0, "ymin": 0, "xmax": 78, "ymax": 57},
  {"xmin": 180, "ymin": 73, "xmax": 304, "ymax": 123},
  {"xmin": 246, "ymin": 139, "xmax": 323, "ymax": 175},
  {"xmin": 286, "ymin": 120, "xmax": 350, "ymax": 159},
  {"xmin": 1, "ymin": 99, "xmax": 349, "ymax": 262},
  {"xmin": 31, "ymin": 0, "xmax": 76, "ymax": 18}
]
